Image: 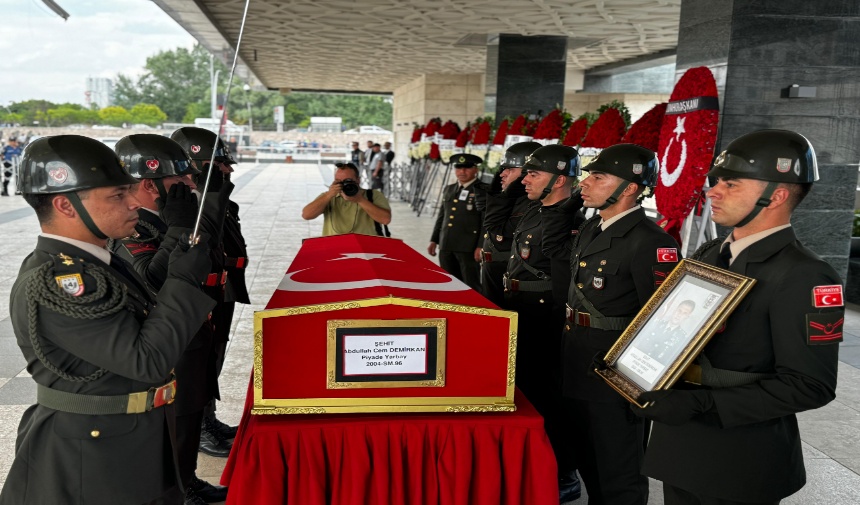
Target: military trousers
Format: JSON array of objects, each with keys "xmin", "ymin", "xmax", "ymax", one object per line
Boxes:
[
  {"xmin": 440, "ymin": 250, "xmax": 480, "ymax": 291},
  {"xmin": 663, "ymin": 484, "xmax": 780, "ymax": 505},
  {"xmin": 480, "ymin": 259, "xmax": 507, "ymax": 306}
]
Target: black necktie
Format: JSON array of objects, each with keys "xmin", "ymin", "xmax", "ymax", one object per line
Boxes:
[{"xmin": 717, "ymin": 243, "xmax": 733, "ymax": 269}]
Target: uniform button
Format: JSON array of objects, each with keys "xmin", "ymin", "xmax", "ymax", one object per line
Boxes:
[
  {"xmin": 453, "ymin": 199, "xmax": 459, "ymax": 203},
  {"xmin": 451, "ymin": 207, "xmax": 457, "ymax": 211},
  {"xmin": 598, "ymin": 268, "xmax": 603, "ymax": 272},
  {"xmin": 577, "ymin": 283, "xmax": 584, "ymax": 289},
  {"xmin": 565, "ymin": 324, "xmax": 571, "ymax": 331},
  {"xmin": 600, "ymin": 260, "xmax": 607, "ymax": 265},
  {"xmin": 539, "ymin": 299, "xmax": 545, "ymax": 304},
  {"xmin": 527, "ymin": 234, "xmax": 532, "ymax": 239},
  {"xmin": 90, "ymin": 430, "xmax": 100, "ymax": 438},
  {"xmin": 447, "ymin": 223, "xmax": 453, "ymax": 227},
  {"xmin": 143, "ymin": 310, "xmax": 149, "ymax": 316},
  {"xmin": 510, "ymin": 255, "xmax": 515, "ymax": 259},
  {"xmin": 450, "ymin": 215, "xmax": 455, "ymax": 219},
  {"xmin": 484, "ymin": 233, "xmax": 488, "ymax": 238},
  {"xmin": 579, "ymin": 261, "xmax": 586, "ymax": 267},
  {"xmin": 525, "ymin": 241, "xmax": 530, "ymax": 245}
]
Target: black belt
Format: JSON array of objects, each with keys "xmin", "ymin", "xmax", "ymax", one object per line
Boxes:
[
  {"xmin": 482, "ymin": 250, "xmax": 507, "ymax": 263},
  {"xmin": 225, "ymin": 257, "xmax": 248, "ymax": 269},
  {"xmin": 565, "ymin": 304, "xmax": 633, "ymax": 331},
  {"xmin": 36, "ymin": 376, "xmax": 177, "ymax": 415},
  {"xmin": 503, "ymin": 274, "xmax": 552, "ymax": 293}
]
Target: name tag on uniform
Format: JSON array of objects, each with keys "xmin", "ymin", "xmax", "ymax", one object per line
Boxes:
[{"xmin": 459, "ymin": 189, "xmax": 470, "ymax": 201}]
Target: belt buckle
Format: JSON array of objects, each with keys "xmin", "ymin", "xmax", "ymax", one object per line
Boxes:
[
  {"xmin": 152, "ymin": 380, "xmax": 177, "ymax": 409},
  {"xmin": 482, "ymin": 251, "xmax": 493, "ymax": 263},
  {"xmin": 576, "ymin": 311, "xmax": 591, "ymax": 327},
  {"xmin": 510, "ymin": 279, "xmax": 519, "ymax": 292},
  {"xmin": 126, "ymin": 391, "xmax": 149, "ymax": 414},
  {"xmin": 236, "ymin": 257, "xmax": 246, "ymax": 268},
  {"xmin": 220, "ymin": 270, "xmax": 228, "ymax": 285},
  {"xmin": 565, "ymin": 305, "xmax": 573, "ymax": 322},
  {"xmin": 205, "ymin": 273, "xmax": 217, "ymax": 286}
]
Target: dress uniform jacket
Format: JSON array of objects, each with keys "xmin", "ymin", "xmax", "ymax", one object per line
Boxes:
[
  {"xmin": 116, "ymin": 210, "xmax": 216, "ymax": 416},
  {"xmin": 643, "ymin": 227, "xmax": 841, "ymax": 502},
  {"xmin": 430, "ymin": 180, "xmax": 488, "ymax": 253},
  {"xmin": 563, "ymin": 208, "xmax": 680, "ymax": 401},
  {"xmin": 1, "ymin": 237, "xmax": 215, "ymax": 505},
  {"xmin": 223, "ymin": 200, "xmax": 250, "ymax": 305},
  {"xmin": 480, "ymin": 192, "xmax": 530, "ymax": 305}
]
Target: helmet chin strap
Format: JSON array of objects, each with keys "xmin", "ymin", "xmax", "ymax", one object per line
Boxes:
[
  {"xmin": 153, "ymin": 179, "xmax": 168, "ymax": 202},
  {"xmin": 539, "ymin": 174, "xmax": 560, "ymax": 201},
  {"xmin": 597, "ymin": 181, "xmax": 629, "ymax": 210},
  {"xmin": 66, "ymin": 192, "xmax": 108, "ymax": 240},
  {"xmin": 734, "ymin": 181, "xmax": 778, "ymax": 228}
]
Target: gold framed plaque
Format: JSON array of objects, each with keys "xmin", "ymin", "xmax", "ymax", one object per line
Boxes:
[
  {"xmin": 596, "ymin": 259, "xmax": 756, "ymax": 407},
  {"xmin": 326, "ymin": 318, "xmax": 446, "ymax": 389}
]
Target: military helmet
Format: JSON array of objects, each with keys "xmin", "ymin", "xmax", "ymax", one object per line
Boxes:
[
  {"xmin": 115, "ymin": 134, "xmax": 200, "ymax": 180},
  {"xmin": 451, "ymin": 153, "xmax": 482, "ymax": 168},
  {"xmin": 170, "ymin": 127, "xmax": 237, "ymax": 165},
  {"xmin": 708, "ymin": 129, "xmax": 818, "ymax": 183},
  {"xmin": 523, "ymin": 144, "xmax": 580, "ymax": 177},
  {"xmin": 18, "ymin": 135, "xmax": 138, "ymax": 195},
  {"xmin": 584, "ymin": 143, "xmax": 659, "ymax": 187},
  {"xmin": 500, "ymin": 141, "xmax": 542, "ymax": 170}
]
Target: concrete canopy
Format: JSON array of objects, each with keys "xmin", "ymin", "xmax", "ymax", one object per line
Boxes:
[{"xmin": 153, "ymin": 0, "xmax": 681, "ymax": 94}]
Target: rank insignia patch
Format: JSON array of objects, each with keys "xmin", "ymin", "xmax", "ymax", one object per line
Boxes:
[
  {"xmin": 813, "ymin": 285, "xmax": 843, "ymax": 308},
  {"xmin": 519, "ymin": 245, "xmax": 530, "ymax": 259},
  {"xmin": 592, "ymin": 276, "xmax": 604, "ymax": 289},
  {"xmin": 55, "ymin": 273, "xmax": 85, "ymax": 297},
  {"xmin": 776, "ymin": 157, "xmax": 792, "ymax": 173},
  {"xmin": 807, "ymin": 312, "xmax": 844, "ymax": 345},
  {"xmin": 632, "ymin": 163, "xmax": 643, "ymax": 174}
]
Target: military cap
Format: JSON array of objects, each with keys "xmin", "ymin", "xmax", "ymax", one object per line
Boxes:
[{"xmin": 451, "ymin": 153, "xmax": 482, "ymax": 168}]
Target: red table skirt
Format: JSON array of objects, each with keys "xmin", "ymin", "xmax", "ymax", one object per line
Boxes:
[{"xmin": 221, "ymin": 381, "xmax": 559, "ymax": 505}]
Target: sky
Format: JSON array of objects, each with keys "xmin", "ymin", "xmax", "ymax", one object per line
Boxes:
[{"xmin": 1, "ymin": 0, "xmax": 197, "ymax": 106}]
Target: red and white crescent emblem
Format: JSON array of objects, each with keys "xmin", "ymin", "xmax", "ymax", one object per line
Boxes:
[
  {"xmin": 145, "ymin": 159, "xmax": 160, "ymax": 171},
  {"xmin": 660, "ymin": 117, "xmax": 688, "ymax": 187},
  {"xmin": 48, "ymin": 166, "xmax": 69, "ymax": 184},
  {"xmin": 657, "ymin": 248, "xmax": 678, "ymax": 263},
  {"xmin": 190, "ymin": 145, "xmax": 201, "ymax": 154},
  {"xmin": 813, "ymin": 285, "xmax": 843, "ymax": 308}
]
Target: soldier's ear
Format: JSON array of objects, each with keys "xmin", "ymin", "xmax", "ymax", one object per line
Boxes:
[
  {"xmin": 141, "ymin": 179, "xmax": 159, "ymax": 196},
  {"xmin": 52, "ymin": 194, "xmax": 77, "ymax": 220}
]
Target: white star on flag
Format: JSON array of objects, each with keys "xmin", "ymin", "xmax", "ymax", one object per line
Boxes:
[{"xmin": 329, "ymin": 253, "xmax": 403, "ymax": 262}]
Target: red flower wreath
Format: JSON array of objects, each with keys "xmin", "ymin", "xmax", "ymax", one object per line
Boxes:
[
  {"xmin": 439, "ymin": 120, "xmax": 461, "ymax": 140},
  {"xmin": 429, "ymin": 143, "xmax": 441, "ymax": 160},
  {"xmin": 562, "ymin": 118, "xmax": 588, "ymax": 147},
  {"xmin": 423, "ymin": 117, "xmax": 441, "ymax": 137},
  {"xmin": 472, "ymin": 120, "xmax": 491, "ymax": 144},
  {"xmin": 492, "ymin": 119, "xmax": 509, "ymax": 145},
  {"xmin": 508, "ymin": 114, "xmax": 527, "ymax": 135},
  {"xmin": 455, "ymin": 123, "xmax": 471, "ymax": 148},
  {"xmin": 654, "ymin": 66, "xmax": 720, "ymax": 245},
  {"xmin": 621, "ymin": 103, "xmax": 667, "ymax": 152},
  {"xmin": 534, "ymin": 109, "xmax": 564, "ymax": 140},
  {"xmin": 580, "ymin": 108, "xmax": 626, "ymax": 148},
  {"xmin": 410, "ymin": 125, "xmax": 422, "ymax": 143}
]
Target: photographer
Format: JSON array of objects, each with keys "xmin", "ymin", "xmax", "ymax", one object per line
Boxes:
[{"xmin": 302, "ymin": 162, "xmax": 391, "ymax": 236}]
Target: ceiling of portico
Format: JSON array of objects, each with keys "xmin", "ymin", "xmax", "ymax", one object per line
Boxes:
[{"xmin": 154, "ymin": 0, "xmax": 681, "ymax": 93}]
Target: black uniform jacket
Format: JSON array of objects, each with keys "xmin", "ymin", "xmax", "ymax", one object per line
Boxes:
[
  {"xmin": 223, "ymin": 200, "xmax": 250, "ymax": 305},
  {"xmin": 117, "ymin": 209, "xmax": 217, "ymax": 415},
  {"xmin": 1, "ymin": 236, "xmax": 215, "ymax": 505},
  {"xmin": 482, "ymin": 192, "xmax": 530, "ymax": 258},
  {"xmin": 431, "ymin": 180, "xmax": 488, "ymax": 253},
  {"xmin": 643, "ymin": 227, "xmax": 841, "ymax": 502},
  {"xmin": 563, "ymin": 208, "xmax": 680, "ymax": 401}
]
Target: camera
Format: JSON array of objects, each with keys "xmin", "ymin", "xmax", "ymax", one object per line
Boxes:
[{"xmin": 340, "ymin": 178, "xmax": 359, "ymax": 197}]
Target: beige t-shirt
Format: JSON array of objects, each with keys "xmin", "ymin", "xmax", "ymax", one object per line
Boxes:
[{"xmin": 321, "ymin": 190, "xmax": 391, "ymax": 236}]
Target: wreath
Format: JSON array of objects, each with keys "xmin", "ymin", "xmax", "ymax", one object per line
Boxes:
[
  {"xmin": 580, "ymin": 108, "xmax": 626, "ymax": 148},
  {"xmin": 562, "ymin": 117, "xmax": 588, "ymax": 147},
  {"xmin": 621, "ymin": 103, "xmax": 667, "ymax": 152},
  {"xmin": 492, "ymin": 119, "xmax": 509, "ymax": 145}
]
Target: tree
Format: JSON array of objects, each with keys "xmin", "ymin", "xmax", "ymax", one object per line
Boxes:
[
  {"xmin": 130, "ymin": 103, "xmax": 168, "ymax": 126},
  {"xmin": 99, "ymin": 106, "xmax": 132, "ymax": 126}
]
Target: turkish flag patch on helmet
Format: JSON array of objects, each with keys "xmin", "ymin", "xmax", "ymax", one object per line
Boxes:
[
  {"xmin": 146, "ymin": 159, "xmax": 159, "ymax": 171},
  {"xmin": 806, "ymin": 311, "xmax": 844, "ymax": 345},
  {"xmin": 657, "ymin": 248, "xmax": 678, "ymax": 263},
  {"xmin": 812, "ymin": 285, "xmax": 843, "ymax": 308}
]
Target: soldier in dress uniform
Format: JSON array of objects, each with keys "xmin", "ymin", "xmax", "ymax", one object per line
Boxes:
[
  {"xmin": 504, "ymin": 144, "xmax": 585, "ymax": 502},
  {"xmin": 0, "ymin": 135, "xmax": 214, "ymax": 505},
  {"xmin": 480, "ymin": 141, "xmax": 541, "ymax": 306},
  {"xmin": 635, "ymin": 130, "xmax": 842, "ymax": 505},
  {"xmin": 114, "ymin": 134, "xmax": 231, "ymax": 504},
  {"xmin": 171, "ymin": 127, "xmax": 241, "ymax": 457},
  {"xmin": 562, "ymin": 143, "xmax": 680, "ymax": 505},
  {"xmin": 635, "ymin": 299, "xmax": 695, "ymax": 363},
  {"xmin": 428, "ymin": 153, "xmax": 487, "ymax": 291}
]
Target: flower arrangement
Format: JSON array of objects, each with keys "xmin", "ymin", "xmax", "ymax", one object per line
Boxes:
[
  {"xmin": 562, "ymin": 117, "xmax": 588, "ymax": 147},
  {"xmin": 472, "ymin": 120, "xmax": 491, "ymax": 145},
  {"xmin": 654, "ymin": 66, "xmax": 720, "ymax": 245},
  {"xmin": 410, "ymin": 125, "xmax": 422, "ymax": 143},
  {"xmin": 423, "ymin": 117, "xmax": 441, "ymax": 137},
  {"xmin": 580, "ymin": 107, "xmax": 627, "ymax": 149},
  {"xmin": 533, "ymin": 108, "xmax": 565, "ymax": 141},
  {"xmin": 439, "ymin": 120, "xmax": 460, "ymax": 139},
  {"xmin": 621, "ymin": 103, "xmax": 667, "ymax": 152},
  {"xmin": 455, "ymin": 123, "xmax": 471, "ymax": 148},
  {"xmin": 508, "ymin": 114, "xmax": 527, "ymax": 135},
  {"xmin": 492, "ymin": 119, "xmax": 509, "ymax": 145}
]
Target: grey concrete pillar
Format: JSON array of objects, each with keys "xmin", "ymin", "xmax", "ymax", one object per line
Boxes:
[
  {"xmin": 677, "ymin": 0, "xmax": 860, "ymax": 282},
  {"xmin": 486, "ymin": 35, "xmax": 568, "ymax": 121}
]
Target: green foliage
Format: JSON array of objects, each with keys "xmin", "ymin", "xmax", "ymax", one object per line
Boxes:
[
  {"xmin": 46, "ymin": 105, "xmax": 99, "ymax": 126},
  {"xmin": 577, "ymin": 112, "xmax": 599, "ymax": 127},
  {"xmin": 99, "ymin": 106, "xmax": 132, "ymax": 126},
  {"xmin": 596, "ymin": 100, "xmax": 632, "ymax": 128},
  {"xmin": 129, "ymin": 103, "xmax": 168, "ymax": 126}
]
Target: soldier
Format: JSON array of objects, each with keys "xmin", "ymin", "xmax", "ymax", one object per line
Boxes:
[
  {"xmin": 562, "ymin": 143, "xmax": 679, "ymax": 505},
  {"xmin": 114, "ymin": 134, "xmax": 231, "ymax": 504},
  {"xmin": 170, "ymin": 127, "xmax": 239, "ymax": 458},
  {"xmin": 0, "ymin": 135, "xmax": 214, "ymax": 505},
  {"xmin": 480, "ymin": 141, "xmax": 541, "ymax": 306},
  {"xmin": 634, "ymin": 299, "xmax": 695, "ymax": 363},
  {"xmin": 428, "ymin": 153, "xmax": 487, "ymax": 291},
  {"xmin": 635, "ymin": 130, "xmax": 841, "ymax": 505},
  {"xmin": 504, "ymin": 144, "xmax": 585, "ymax": 502}
]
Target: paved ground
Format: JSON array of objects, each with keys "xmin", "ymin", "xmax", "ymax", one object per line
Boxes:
[{"xmin": 0, "ymin": 161, "xmax": 859, "ymax": 504}]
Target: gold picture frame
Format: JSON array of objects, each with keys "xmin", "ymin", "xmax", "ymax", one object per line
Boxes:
[
  {"xmin": 595, "ymin": 259, "xmax": 756, "ymax": 408},
  {"xmin": 326, "ymin": 318, "xmax": 446, "ymax": 389}
]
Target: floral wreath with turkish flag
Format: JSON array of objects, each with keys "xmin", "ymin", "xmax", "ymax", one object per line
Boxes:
[{"xmin": 655, "ymin": 66, "xmax": 720, "ymax": 244}]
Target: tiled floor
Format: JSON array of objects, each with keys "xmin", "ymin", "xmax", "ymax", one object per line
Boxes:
[{"xmin": 0, "ymin": 161, "xmax": 858, "ymax": 504}]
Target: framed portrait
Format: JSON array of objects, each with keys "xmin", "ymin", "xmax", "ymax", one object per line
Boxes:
[{"xmin": 595, "ymin": 259, "xmax": 756, "ymax": 407}]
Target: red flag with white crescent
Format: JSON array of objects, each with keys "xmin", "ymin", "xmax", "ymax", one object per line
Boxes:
[{"xmin": 655, "ymin": 67, "xmax": 720, "ymax": 245}]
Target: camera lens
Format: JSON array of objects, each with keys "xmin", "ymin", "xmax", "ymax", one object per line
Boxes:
[{"xmin": 341, "ymin": 179, "xmax": 359, "ymax": 197}]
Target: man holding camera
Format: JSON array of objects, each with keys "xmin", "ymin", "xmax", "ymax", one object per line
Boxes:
[{"xmin": 302, "ymin": 162, "xmax": 391, "ymax": 236}]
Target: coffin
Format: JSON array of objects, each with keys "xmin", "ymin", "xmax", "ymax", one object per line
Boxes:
[{"xmin": 252, "ymin": 233, "xmax": 518, "ymax": 414}]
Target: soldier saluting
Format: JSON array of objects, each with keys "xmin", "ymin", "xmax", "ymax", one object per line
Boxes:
[{"xmin": 0, "ymin": 135, "xmax": 215, "ymax": 504}]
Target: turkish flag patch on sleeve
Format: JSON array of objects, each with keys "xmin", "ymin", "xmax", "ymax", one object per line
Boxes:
[
  {"xmin": 657, "ymin": 248, "xmax": 679, "ymax": 263},
  {"xmin": 806, "ymin": 311, "xmax": 844, "ymax": 345},
  {"xmin": 812, "ymin": 285, "xmax": 844, "ymax": 308}
]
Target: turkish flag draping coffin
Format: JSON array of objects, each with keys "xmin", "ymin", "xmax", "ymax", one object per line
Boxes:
[{"xmin": 252, "ymin": 234, "xmax": 518, "ymax": 414}]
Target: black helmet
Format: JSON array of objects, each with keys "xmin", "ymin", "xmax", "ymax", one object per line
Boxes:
[
  {"xmin": 708, "ymin": 129, "xmax": 818, "ymax": 183},
  {"xmin": 584, "ymin": 143, "xmax": 659, "ymax": 187},
  {"xmin": 170, "ymin": 127, "xmax": 237, "ymax": 165},
  {"xmin": 451, "ymin": 153, "xmax": 482, "ymax": 168},
  {"xmin": 500, "ymin": 141, "xmax": 542, "ymax": 170},
  {"xmin": 523, "ymin": 144, "xmax": 580, "ymax": 177},
  {"xmin": 18, "ymin": 135, "xmax": 137, "ymax": 195},
  {"xmin": 115, "ymin": 134, "xmax": 200, "ymax": 180}
]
